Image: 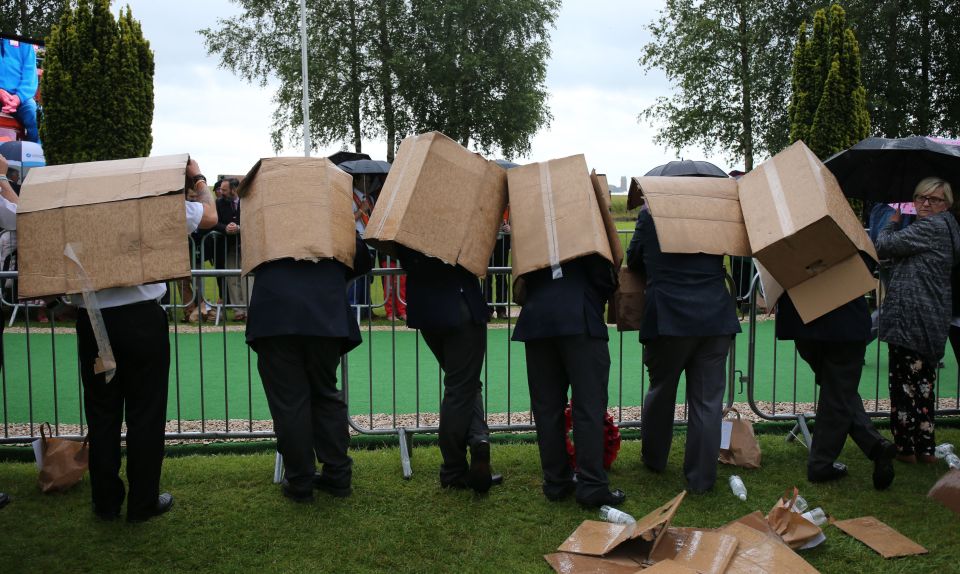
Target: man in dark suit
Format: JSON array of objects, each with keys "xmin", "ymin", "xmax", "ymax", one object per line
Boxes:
[
  {"xmin": 626, "ymin": 206, "xmax": 740, "ymax": 493},
  {"xmin": 775, "ymin": 288, "xmax": 896, "ymax": 489},
  {"xmin": 246, "ymin": 234, "xmax": 373, "ymax": 502},
  {"xmin": 214, "ymin": 178, "xmax": 248, "ymax": 320},
  {"xmin": 396, "ymin": 245, "xmax": 501, "ymax": 493},
  {"xmin": 513, "ymin": 254, "xmax": 625, "ymax": 507}
]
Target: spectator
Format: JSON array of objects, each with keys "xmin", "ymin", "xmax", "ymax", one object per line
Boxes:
[
  {"xmin": 875, "ymin": 177, "xmax": 960, "ymax": 464},
  {"xmin": 349, "ymin": 180, "xmax": 374, "ymax": 319},
  {"xmin": 77, "ymin": 159, "xmax": 216, "ymax": 522},
  {"xmin": 0, "ymin": 163, "xmax": 46, "ymax": 323},
  {"xmin": 0, "ymin": 37, "xmax": 39, "ymax": 143},
  {"xmin": 484, "ymin": 209, "xmax": 511, "ymax": 319},
  {"xmin": 214, "ymin": 178, "xmax": 248, "ymax": 321}
]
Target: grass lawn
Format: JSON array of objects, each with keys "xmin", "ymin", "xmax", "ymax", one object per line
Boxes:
[{"xmin": 1, "ymin": 429, "xmax": 958, "ymax": 573}]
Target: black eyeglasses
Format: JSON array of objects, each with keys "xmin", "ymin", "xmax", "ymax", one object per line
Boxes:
[{"xmin": 914, "ymin": 195, "xmax": 946, "ymax": 206}]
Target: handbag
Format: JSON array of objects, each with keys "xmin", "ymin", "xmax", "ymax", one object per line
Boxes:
[
  {"xmin": 718, "ymin": 407, "xmax": 762, "ymax": 469},
  {"xmin": 36, "ymin": 422, "xmax": 89, "ymax": 493}
]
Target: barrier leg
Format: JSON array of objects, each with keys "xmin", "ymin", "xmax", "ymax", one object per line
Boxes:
[
  {"xmin": 398, "ymin": 427, "xmax": 413, "ymax": 480},
  {"xmin": 273, "ymin": 452, "xmax": 284, "ymax": 484},
  {"xmin": 785, "ymin": 412, "xmax": 813, "ymax": 451}
]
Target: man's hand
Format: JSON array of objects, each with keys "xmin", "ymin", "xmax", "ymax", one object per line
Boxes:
[
  {"xmin": 186, "ymin": 158, "xmax": 201, "ymax": 180},
  {"xmin": 0, "ymin": 154, "xmax": 8, "ymax": 174},
  {"xmin": 0, "ymin": 92, "xmax": 19, "ymax": 114},
  {"xmin": 226, "ymin": 222, "xmax": 239, "ymax": 235}
]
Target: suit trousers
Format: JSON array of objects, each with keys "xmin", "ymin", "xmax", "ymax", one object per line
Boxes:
[
  {"xmin": 642, "ymin": 335, "xmax": 730, "ymax": 492},
  {"xmin": 794, "ymin": 339, "xmax": 882, "ymax": 473},
  {"xmin": 525, "ymin": 334, "xmax": 610, "ymax": 500},
  {"xmin": 255, "ymin": 336, "xmax": 352, "ymax": 490},
  {"xmin": 420, "ymin": 315, "xmax": 489, "ymax": 483},
  {"xmin": 77, "ymin": 301, "xmax": 169, "ymax": 520},
  {"xmin": 224, "ymin": 247, "xmax": 252, "ymax": 309}
]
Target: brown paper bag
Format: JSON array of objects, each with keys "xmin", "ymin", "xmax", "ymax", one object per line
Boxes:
[
  {"xmin": 766, "ymin": 488, "xmax": 822, "ymax": 550},
  {"xmin": 37, "ymin": 422, "xmax": 89, "ymax": 493},
  {"xmin": 718, "ymin": 407, "xmax": 761, "ymax": 469},
  {"xmin": 607, "ymin": 267, "xmax": 646, "ymax": 331}
]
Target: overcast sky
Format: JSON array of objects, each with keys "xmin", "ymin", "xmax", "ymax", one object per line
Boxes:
[{"xmin": 116, "ymin": 0, "xmax": 733, "ymax": 187}]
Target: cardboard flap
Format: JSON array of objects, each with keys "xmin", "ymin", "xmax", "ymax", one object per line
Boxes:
[
  {"xmin": 648, "ymin": 528, "xmax": 739, "ymax": 574},
  {"xmin": 785, "ymin": 253, "xmax": 875, "ymax": 323},
  {"xmin": 634, "ymin": 176, "xmax": 750, "ymax": 257},
  {"xmin": 590, "ymin": 170, "xmax": 623, "ymax": 269},
  {"xmin": 928, "ymin": 470, "xmax": 960, "ymax": 515},
  {"xmin": 543, "ymin": 552, "xmax": 645, "ymax": 574},
  {"xmin": 627, "ymin": 177, "xmax": 643, "ymax": 210},
  {"xmin": 19, "ymin": 154, "xmax": 189, "ymax": 213},
  {"xmin": 558, "ymin": 521, "xmax": 636, "ymax": 556},
  {"xmin": 832, "ymin": 517, "xmax": 928, "ymax": 559},
  {"xmin": 755, "ymin": 260, "xmax": 783, "ymax": 309},
  {"xmin": 720, "ymin": 522, "xmax": 820, "ymax": 574},
  {"xmin": 642, "ymin": 560, "xmax": 697, "ymax": 573}
]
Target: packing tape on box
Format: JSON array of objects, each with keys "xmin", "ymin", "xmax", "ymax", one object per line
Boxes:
[
  {"xmin": 802, "ymin": 144, "xmax": 830, "ymax": 203},
  {"xmin": 371, "ymin": 134, "xmax": 419, "ymax": 240},
  {"xmin": 64, "ymin": 243, "xmax": 117, "ymax": 383},
  {"xmin": 761, "ymin": 160, "xmax": 796, "ymax": 237},
  {"xmin": 538, "ymin": 162, "xmax": 563, "ymax": 279}
]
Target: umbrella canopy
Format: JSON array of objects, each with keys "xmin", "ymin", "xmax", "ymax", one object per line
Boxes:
[
  {"xmin": 328, "ymin": 151, "xmax": 370, "ymax": 165},
  {"xmin": 0, "ymin": 140, "xmax": 45, "ymax": 169},
  {"xmin": 338, "ymin": 159, "xmax": 391, "ymax": 175},
  {"xmin": 643, "ymin": 160, "xmax": 727, "ymax": 178},
  {"xmin": 493, "ymin": 159, "xmax": 520, "ymax": 169},
  {"xmin": 823, "ymin": 136, "xmax": 960, "ymax": 203}
]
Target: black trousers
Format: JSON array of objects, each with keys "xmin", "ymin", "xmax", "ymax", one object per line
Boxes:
[
  {"xmin": 420, "ymin": 318, "xmax": 489, "ymax": 483},
  {"xmin": 642, "ymin": 335, "xmax": 730, "ymax": 492},
  {"xmin": 795, "ymin": 339, "xmax": 882, "ymax": 472},
  {"xmin": 254, "ymin": 336, "xmax": 352, "ymax": 491},
  {"xmin": 525, "ymin": 334, "xmax": 610, "ymax": 500},
  {"xmin": 77, "ymin": 301, "xmax": 169, "ymax": 520}
]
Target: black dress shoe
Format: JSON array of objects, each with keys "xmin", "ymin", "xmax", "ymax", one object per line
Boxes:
[
  {"xmin": 313, "ymin": 473, "xmax": 352, "ymax": 498},
  {"xmin": 544, "ymin": 482, "xmax": 575, "ymax": 502},
  {"xmin": 808, "ymin": 462, "xmax": 848, "ymax": 483},
  {"xmin": 468, "ymin": 440, "xmax": 493, "ymax": 493},
  {"xmin": 871, "ymin": 440, "xmax": 896, "ymax": 491},
  {"xmin": 490, "ymin": 473, "xmax": 504, "ymax": 487},
  {"xmin": 0, "ymin": 492, "xmax": 9, "ymax": 509},
  {"xmin": 280, "ymin": 481, "xmax": 314, "ymax": 504},
  {"xmin": 577, "ymin": 489, "xmax": 626, "ymax": 508},
  {"xmin": 127, "ymin": 493, "xmax": 175, "ymax": 522}
]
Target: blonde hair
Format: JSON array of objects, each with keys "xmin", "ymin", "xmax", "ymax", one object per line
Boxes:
[{"xmin": 913, "ymin": 177, "xmax": 953, "ymax": 207}]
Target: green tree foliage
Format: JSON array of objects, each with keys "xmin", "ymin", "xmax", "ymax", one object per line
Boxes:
[
  {"xmin": 40, "ymin": 0, "xmax": 154, "ymax": 164},
  {"xmin": 0, "ymin": 0, "xmax": 66, "ymax": 40},
  {"xmin": 788, "ymin": 4, "xmax": 869, "ymax": 158},
  {"xmin": 201, "ymin": 0, "xmax": 558, "ymax": 161}
]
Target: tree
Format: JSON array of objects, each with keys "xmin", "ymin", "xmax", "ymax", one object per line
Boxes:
[
  {"xmin": 788, "ymin": 4, "xmax": 870, "ymax": 159},
  {"xmin": 0, "ymin": 0, "xmax": 67, "ymax": 40},
  {"xmin": 640, "ymin": 0, "xmax": 821, "ymax": 171},
  {"xmin": 40, "ymin": 0, "xmax": 154, "ymax": 164}
]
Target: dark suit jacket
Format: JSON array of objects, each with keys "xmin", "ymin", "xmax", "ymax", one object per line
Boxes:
[
  {"xmin": 245, "ymin": 235, "xmax": 374, "ymax": 354},
  {"xmin": 214, "ymin": 196, "xmax": 242, "ymax": 252},
  {"xmin": 775, "ymin": 293, "xmax": 871, "ymax": 342},
  {"xmin": 626, "ymin": 209, "xmax": 740, "ymax": 342},
  {"xmin": 512, "ymin": 254, "xmax": 616, "ymax": 342},
  {"xmin": 396, "ymin": 245, "xmax": 488, "ymax": 331}
]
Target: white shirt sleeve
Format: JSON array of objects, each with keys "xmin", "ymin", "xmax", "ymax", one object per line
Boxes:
[
  {"xmin": 0, "ymin": 197, "xmax": 16, "ymax": 230},
  {"xmin": 185, "ymin": 201, "xmax": 204, "ymax": 233}
]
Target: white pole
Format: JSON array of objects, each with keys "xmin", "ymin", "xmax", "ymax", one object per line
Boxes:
[{"xmin": 299, "ymin": 0, "xmax": 311, "ymax": 157}]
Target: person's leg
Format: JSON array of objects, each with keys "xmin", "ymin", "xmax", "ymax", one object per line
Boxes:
[
  {"xmin": 950, "ymin": 325, "xmax": 960, "ymax": 365},
  {"xmin": 303, "ymin": 337, "xmax": 353, "ymax": 490},
  {"xmin": 381, "ymin": 259, "xmax": 395, "ymax": 319},
  {"xmin": 13, "ymin": 97, "xmax": 38, "ymax": 143},
  {"xmin": 912, "ymin": 354, "xmax": 938, "ymax": 458},
  {"xmin": 225, "ymin": 248, "xmax": 244, "ymax": 316},
  {"xmin": 681, "ymin": 335, "xmax": 730, "ymax": 492},
  {"xmin": 641, "ymin": 337, "xmax": 696, "ymax": 472},
  {"xmin": 524, "ymin": 338, "xmax": 575, "ymax": 499},
  {"xmin": 888, "ymin": 344, "xmax": 915, "ymax": 456}
]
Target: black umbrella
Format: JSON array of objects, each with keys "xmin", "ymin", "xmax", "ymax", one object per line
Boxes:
[
  {"xmin": 493, "ymin": 159, "xmax": 520, "ymax": 169},
  {"xmin": 328, "ymin": 151, "xmax": 371, "ymax": 165},
  {"xmin": 643, "ymin": 160, "xmax": 728, "ymax": 178},
  {"xmin": 824, "ymin": 136, "xmax": 960, "ymax": 203},
  {"xmin": 338, "ymin": 159, "xmax": 391, "ymax": 175}
]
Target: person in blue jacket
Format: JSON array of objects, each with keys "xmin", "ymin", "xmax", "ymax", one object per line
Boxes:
[{"xmin": 0, "ymin": 37, "xmax": 39, "ymax": 143}]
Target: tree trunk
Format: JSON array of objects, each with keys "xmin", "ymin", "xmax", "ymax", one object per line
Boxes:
[
  {"xmin": 349, "ymin": 0, "xmax": 363, "ymax": 153},
  {"xmin": 738, "ymin": 0, "xmax": 754, "ymax": 171},
  {"xmin": 882, "ymin": 0, "xmax": 901, "ymax": 137},
  {"xmin": 917, "ymin": 0, "xmax": 931, "ymax": 135},
  {"xmin": 377, "ymin": 0, "xmax": 396, "ymax": 162},
  {"xmin": 18, "ymin": 0, "xmax": 27, "ymax": 33}
]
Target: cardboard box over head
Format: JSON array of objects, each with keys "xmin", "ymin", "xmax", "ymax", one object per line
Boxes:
[
  {"xmin": 508, "ymin": 155, "xmax": 619, "ymax": 280},
  {"xmin": 364, "ymin": 132, "xmax": 507, "ymax": 278},
  {"xmin": 16, "ymin": 154, "xmax": 192, "ymax": 298},
  {"xmin": 238, "ymin": 157, "xmax": 356, "ymax": 276}
]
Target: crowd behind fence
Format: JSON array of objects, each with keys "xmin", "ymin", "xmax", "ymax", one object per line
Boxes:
[{"xmin": 0, "ymin": 230, "xmax": 958, "ymax": 446}]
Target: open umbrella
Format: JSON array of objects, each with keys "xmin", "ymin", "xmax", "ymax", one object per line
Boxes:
[
  {"xmin": 328, "ymin": 151, "xmax": 370, "ymax": 165},
  {"xmin": 493, "ymin": 159, "xmax": 520, "ymax": 170},
  {"xmin": 643, "ymin": 159, "xmax": 728, "ymax": 178},
  {"xmin": 338, "ymin": 159, "xmax": 391, "ymax": 175},
  {"xmin": 0, "ymin": 140, "xmax": 45, "ymax": 171},
  {"xmin": 823, "ymin": 136, "xmax": 960, "ymax": 203}
]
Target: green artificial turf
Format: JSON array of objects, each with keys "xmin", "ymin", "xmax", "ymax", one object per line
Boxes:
[{"xmin": 1, "ymin": 430, "xmax": 958, "ymax": 573}]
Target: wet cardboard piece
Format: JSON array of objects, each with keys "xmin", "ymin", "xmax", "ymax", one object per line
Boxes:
[
  {"xmin": 543, "ymin": 552, "xmax": 644, "ymax": 574},
  {"xmin": 508, "ymin": 154, "xmax": 614, "ymax": 279},
  {"xmin": 16, "ymin": 154, "xmax": 191, "ymax": 298},
  {"xmin": 641, "ymin": 560, "xmax": 697, "ymax": 573},
  {"xmin": 832, "ymin": 516, "xmax": 928, "ymax": 559},
  {"xmin": 631, "ymin": 176, "xmax": 751, "ymax": 257},
  {"xmin": 646, "ymin": 528, "xmax": 739, "ymax": 574},
  {"xmin": 607, "ymin": 266, "xmax": 646, "ymax": 331},
  {"xmin": 590, "ymin": 170, "xmax": 623, "ymax": 269},
  {"xmin": 365, "ymin": 131, "xmax": 507, "ymax": 278},
  {"xmin": 720, "ymin": 521, "xmax": 820, "ymax": 574},
  {"xmin": 238, "ymin": 157, "xmax": 356, "ymax": 276},
  {"xmin": 928, "ymin": 469, "xmax": 960, "ymax": 515}
]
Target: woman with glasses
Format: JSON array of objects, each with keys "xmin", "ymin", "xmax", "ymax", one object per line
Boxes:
[{"xmin": 875, "ymin": 177, "xmax": 960, "ymax": 463}]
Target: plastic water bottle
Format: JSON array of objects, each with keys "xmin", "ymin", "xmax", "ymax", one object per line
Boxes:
[
  {"xmin": 729, "ymin": 475, "xmax": 747, "ymax": 501},
  {"xmin": 599, "ymin": 505, "xmax": 635, "ymax": 524},
  {"xmin": 946, "ymin": 453, "xmax": 960, "ymax": 470},
  {"xmin": 935, "ymin": 443, "xmax": 955, "ymax": 459},
  {"xmin": 802, "ymin": 507, "xmax": 828, "ymax": 527},
  {"xmin": 793, "ymin": 494, "xmax": 809, "ymax": 513}
]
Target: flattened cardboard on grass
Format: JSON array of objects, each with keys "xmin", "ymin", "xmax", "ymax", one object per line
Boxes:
[
  {"xmin": 238, "ymin": 157, "xmax": 356, "ymax": 276},
  {"xmin": 928, "ymin": 469, "xmax": 960, "ymax": 515},
  {"xmin": 832, "ymin": 516, "xmax": 928, "ymax": 559},
  {"xmin": 647, "ymin": 528, "xmax": 738, "ymax": 574},
  {"xmin": 720, "ymin": 521, "xmax": 820, "ymax": 574},
  {"xmin": 16, "ymin": 154, "xmax": 191, "ymax": 298},
  {"xmin": 364, "ymin": 132, "xmax": 507, "ymax": 277},
  {"xmin": 508, "ymin": 155, "xmax": 615, "ymax": 280}
]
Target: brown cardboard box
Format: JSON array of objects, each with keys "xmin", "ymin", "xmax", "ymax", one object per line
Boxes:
[
  {"xmin": 508, "ymin": 155, "xmax": 615, "ymax": 280},
  {"xmin": 16, "ymin": 154, "xmax": 192, "ymax": 298},
  {"xmin": 607, "ymin": 267, "xmax": 646, "ymax": 331},
  {"xmin": 238, "ymin": 157, "xmax": 356, "ymax": 276},
  {"xmin": 364, "ymin": 132, "xmax": 507, "ymax": 277},
  {"xmin": 928, "ymin": 469, "xmax": 960, "ymax": 515}
]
